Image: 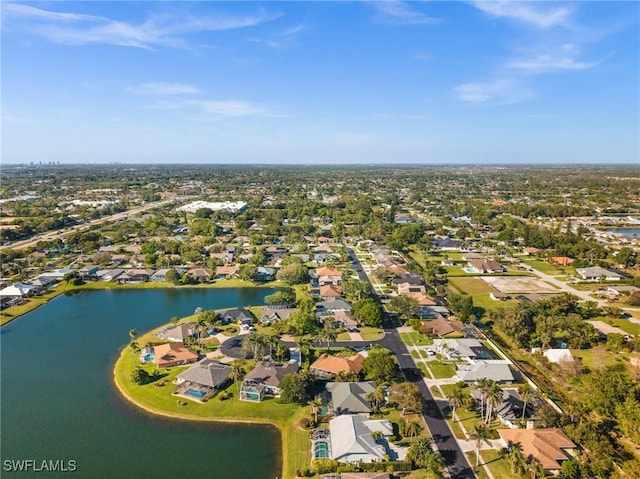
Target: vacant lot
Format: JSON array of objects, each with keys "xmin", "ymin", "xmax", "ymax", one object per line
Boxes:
[
  {"xmin": 448, "ymin": 277, "xmax": 495, "ymax": 294},
  {"xmin": 481, "ymin": 276, "xmax": 558, "ymax": 294}
]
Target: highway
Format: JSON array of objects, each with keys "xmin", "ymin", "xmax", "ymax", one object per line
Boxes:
[{"xmin": 1, "ymin": 198, "xmax": 177, "ymax": 251}]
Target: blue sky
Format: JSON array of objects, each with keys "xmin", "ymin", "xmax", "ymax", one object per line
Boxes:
[{"xmin": 2, "ymin": 1, "xmax": 638, "ymax": 165}]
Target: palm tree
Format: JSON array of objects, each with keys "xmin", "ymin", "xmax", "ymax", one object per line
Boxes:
[
  {"xmin": 503, "ymin": 442, "xmax": 527, "ymax": 475},
  {"xmin": 404, "ymin": 420, "xmax": 421, "ymax": 438},
  {"xmin": 266, "ymin": 334, "xmax": 280, "ymax": 360},
  {"xmin": 475, "ymin": 378, "xmax": 491, "ymax": 421},
  {"xmin": 447, "ymin": 387, "xmax": 465, "ymax": 421},
  {"xmin": 130, "ymin": 341, "xmax": 140, "ymax": 367},
  {"xmin": 230, "ymin": 360, "xmax": 246, "ymax": 394},
  {"xmin": 297, "ymin": 336, "xmax": 312, "ymax": 364},
  {"xmin": 311, "ymin": 395, "xmax": 323, "ymax": 424},
  {"xmin": 197, "ymin": 316, "xmax": 209, "ymax": 349},
  {"xmin": 128, "ymin": 329, "xmax": 138, "ymax": 343},
  {"xmin": 366, "ymin": 385, "xmax": 386, "ymax": 412},
  {"xmin": 529, "ymin": 458, "xmax": 547, "ymax": 479},
  {"xmin": 275, "ymin": 343, "xmax": 288, "ymax": 364},
  {"xmin": 519, "ymin": 384, "xmax": 535, "ymax": 422},
  {"xmin": 468, "ymin": 424, "xmax": 491, "ymax": 467},
  {"xmin": 485, "ymin": 381, "xmax": 503, "ymax": 424},
  {"xmin": 407, "ymin": 437, "xmax": 438, "ymax": 469}
]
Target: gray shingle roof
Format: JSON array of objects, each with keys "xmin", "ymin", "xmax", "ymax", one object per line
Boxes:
[
  {"xmin": 176, "ymin": 358, "xmax": 231, "ymax": 388},
  {"xmin": 327, "ymin": 381, "xmax": 377, "ymax": 415}
]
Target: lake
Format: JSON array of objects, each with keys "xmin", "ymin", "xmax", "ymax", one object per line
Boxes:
[
  {"xmin": 1, "ymin": 288, "xmax": 282, "ymax": 479},
  {"xmin": 606, "ymin": 228, "xmax": 640, "ymax": 238}
]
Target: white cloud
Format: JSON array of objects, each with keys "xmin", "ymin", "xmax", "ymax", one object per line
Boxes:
[
  {"xmin": 126, "ymin": 82, "xmax": 202, "ymax": 96},
  {"xmin": 250, "ymin": 22, "xmax": 309, "ymax": 49},
  {"xmin": 453, "ymin": 78, "xmax": 533, "ymax": 104},
  {"xmin": 371, "ymin": 1, "xmax": 441, "ymax": 26},
  {"xmin": 508, "ymin": 53, "xmax": 597, "ymax": 74},
  {"xmin": 471, "ymin": 1, "xmax": 574, "ymax": 29},
  {"xmin": 149, "ymin": 99, "xmax": 270, "ymax": 118},
  {"xmin": 2, "ymin": 3, "xmax": 279, "ymax": 49}
]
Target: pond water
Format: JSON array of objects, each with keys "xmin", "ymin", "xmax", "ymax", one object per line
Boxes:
[
  {"xmin": 1, "ymin": 288, "xmax": 281, "ymax": 479},
  {"xmin": 606, "ymin": 228, "xmax": 640, "ymax": 238}
]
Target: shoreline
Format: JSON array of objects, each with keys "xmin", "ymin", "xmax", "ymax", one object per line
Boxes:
[
  {"xmin": 112, "ymin": 340, "xmax": 301, "ymax": 479},
  {"xmin": 0, "ymin": 279, "xmax": 284, "ymax": 327}
]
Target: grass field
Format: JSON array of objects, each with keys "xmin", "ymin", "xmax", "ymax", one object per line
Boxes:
[
  {"xmin": 448, "ymin": 277, "xmax": 495, "ymax": 294},
  {"xmin": 360, "ymin": 327, "xmax": 384, "ymax": 340},
  {"xmin": 428, "ymin": 361, "xmax": 456, "ymax": 379},
  {"xmin": 400, "ymin": 331, "xmax": 434, "ymax": 346},
  {"xmin": 523, "ymin": 259, "xmax": 566, "ymax": 275},
  {"xmin": 480, "ymin": 449, "xmax": 522, "ymax": 478}
]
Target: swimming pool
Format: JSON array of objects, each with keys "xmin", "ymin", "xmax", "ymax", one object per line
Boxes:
[
  {"xmin": 186, "ymin": 389, "xmax": 206, "ymax": 398},
  {"xmin": 313, "ymin": 441, "xmax": 330, "ymax": 459},
  {"xmin": 142, "ymin": 353, "xmax": 154, "ymax": 363}
]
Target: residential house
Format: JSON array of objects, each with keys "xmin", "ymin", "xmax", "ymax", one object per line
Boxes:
[
  {"xmin": 149, "ymin": 267, "xmax": 186, "ymax": 282},
  {"xmin": 96, "ymin": 268, "xmax": 124, "ymax": 282},
  {"xmin": 467, "ymin": 258, "xmax": 506, "ymax": 274},
  {"xmin": 319, "ymin": 285, "xmax": 344, "ymax": 299},
  {"xmin": 498, "ymin": 428, "xmax": 577, "ymax": 474},
  {"xmin": 551, "ymin": 256, "xmax": 574, "ymax": 267},
  {"xmin": 310, "ymin": 353, "xmax": 365, "ymax": 380},
  {"xmin": 333, "ymin": 310, "xmax": 358, "ymax": 331},
  {"xmin": 163, "ymin": 322, "xmax": 197, "ymax": 342},
  {"xmin": 0, "ymin": 283, "xmax": 37, "ymax": 298},
  {"xmin": 317, "ymin": 298, "xmax": 352, "ymax": 316},
  {"xmin": 240, "ymin": 360, "xmax": 299, "ymax": 402},
  {"xmin": 575, "ymin": 266, "xmax": 623, "ymax": 281},
  {"xmin": 433, "ymin": 338, "xmax": 492, "ymax": 361},
  {"xmin": 215, "ymin": 266, "xmax": 238, "ymax": 280},
  {"xmin": 153, "ymin": 342, "xmax": 198, "ymax": 368},
  {"xmin": 174, "ymin": 358, "xmax": 231, "ymax": 401},
  {"xmin": 471, "ymin": 389, "xmax": 536, "ymax": 428},
  {"xmin": 256, "ymin": 267, "xmax": 276, "ymax": 281},
  {"xmin": 394, "ymin": 213, "xmax": 414, "ymax": 224},
  {"xmin": 327, "ymin": 381, "xmax": 377, "ymax": 415},
  {"xmin": 187, "ymin": 268, "xmax": 213, "ymax": 282},
  {"xmin": 260, "ymin": 307, "xmax": 297, "ymax": 326},
  {"xmin": 30, "ymin": 275, "xmax": 58, "ymax": 291},
  {"xmin": 431, "ymin": 237, "xmax": 464, "ymax": 251},
  {"xmin": 117, "ymin": 268, "xmax": 154, "ymax": 284},
  {"xmin": 392, "ymin": 274, "xmax": 424, "ymax": 286},
  {"xmin": 78, "ymin": 265, "xmax": 99, "ymax": 281},
  {"xmin": 397, "ymin": 283, "xmax": 427, "ymax": 295},
  {"xmin": 422, "ymin": 317, "xmax": 465, "ymax": 338},
  {"xmin": 328, "ymin": 415, "xmax": 393, "ymax": 463},
  {"xmin": 522, "ymin": 247, "xmax": 541, "ymax": 255},
  {"xmin": 457, "ymin": 362, "xmax": 515, "ymax": 384},
  {"xmin": 219, "ymin": 307, "xmax": 255, "ymax": 325}
]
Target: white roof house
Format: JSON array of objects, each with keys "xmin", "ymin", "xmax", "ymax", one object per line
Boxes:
[
  {"xmin": 0, "ymin": 283, "xmax": 37, "ymax": 297},
  {"xmin": 178, "ymin": 201, "xmax": 247, "ymax": 213},
  {"xmin": 329, "ymin": 415, "xmax": 392, "ymax": 463},
  {"xmin": 543, "ymin": 349, "xmax": 573, "ymax": 364},
  {"xmin": 457, "ymin": 362, "xmax": 515, "ymax": 383},
  {"xmin": 576, "ymin": 266, "xmax": 623, "ymax": 281},
  {"xmin": 432, "ymin": 338, "xmax": 490, "ymax": 361}
]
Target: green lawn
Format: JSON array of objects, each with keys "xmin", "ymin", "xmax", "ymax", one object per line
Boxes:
[
  {"xmin": 428, "ymin": 361, "xmax": 456, "ymax": 379},
  {"xmin": 400, "ymin": 332, "xmax": 433, "ymax": 346},
  {"xmin": 480, "ymin": 449, "xmax": 526, "ymax": 479},
  {"xmin": 114, "ymin": 345, "xmax": 310, "ymax": 479},
  {"xmin": 359, "ymin": 327, "xmax": 384, "ymax": 340},
  {"xmin": 523, "ymin": 259, "xmax": 564, "ymax": 275},
  {"xmin": 465, "ymin": 452, "xmax": 490, "ymax": 479}
]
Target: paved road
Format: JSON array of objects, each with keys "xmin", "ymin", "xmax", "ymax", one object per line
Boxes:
[
  {"xmin": 220, "ymin": 248, "xmax": 475, "ymax": 477},
  {"xmin": 527, "ymin": 266, "xmax": 640, "ymax": 325},
  {"xmin": 1, "ymin": 198, "xmax": 178, "ymax": 251},
  {"xmin": 346, "ymin": 247, "xmax": 476, "ymax": 479}
]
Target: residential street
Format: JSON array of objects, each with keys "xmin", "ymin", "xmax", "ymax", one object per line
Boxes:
[{"xmin": 346, "ymin": 248, "xmax": 476, "ymax": 479}]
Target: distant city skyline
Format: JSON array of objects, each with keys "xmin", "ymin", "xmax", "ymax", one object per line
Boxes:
[{"xmin": 2, "ymin": 1, "xmax": 639, "ymax": 165}]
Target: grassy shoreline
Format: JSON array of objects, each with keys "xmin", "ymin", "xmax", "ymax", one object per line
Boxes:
[
  {"xmin": 0, "ymin": 279, "xmax": 284, "ymax": 327},
  {"xmin": 113, "ymin": 337, "xmax": 310, "ymax": 479}
]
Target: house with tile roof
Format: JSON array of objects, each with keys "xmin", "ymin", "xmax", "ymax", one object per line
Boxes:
[
  {"xmin": 498, "ymin": 428, "xmax": 577, "ymax": 473},
  {"xmin": 153, "ymin": 342, "xmax": 198, "ymax": 368},
  {"xmin": 311, "ymin": 353, "xmax": 365, "ymax": 380}
]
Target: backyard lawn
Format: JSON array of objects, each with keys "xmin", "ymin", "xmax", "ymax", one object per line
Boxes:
[
  {"xmin": 114, "ymin": 346, "xmax": 310, "ymax": 479},
  {"xmin": 448, "ymin": 277, "xmax": 495, "ymax": 294}
]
